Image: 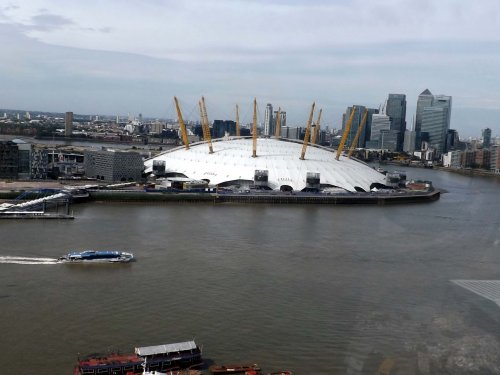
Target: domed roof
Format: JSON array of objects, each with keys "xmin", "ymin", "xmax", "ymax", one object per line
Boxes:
[{"xmin": 144, "ymin": 137, "xmax": 386, "ymax": 192}]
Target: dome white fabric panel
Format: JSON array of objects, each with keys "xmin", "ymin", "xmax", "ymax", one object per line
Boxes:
[{"xmin": 144, "ymin": 138, "xmax": 386, "ymax": 192}]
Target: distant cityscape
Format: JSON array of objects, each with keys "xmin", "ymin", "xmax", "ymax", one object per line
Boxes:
[{"xmin": 0, "ymin": 89, "xmax": 499, "ymax": 182}]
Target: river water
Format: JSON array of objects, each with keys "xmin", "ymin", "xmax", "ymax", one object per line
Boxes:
[{"xmin": 0, "ymin": 168, "xmax": 499, "ymax": 375}]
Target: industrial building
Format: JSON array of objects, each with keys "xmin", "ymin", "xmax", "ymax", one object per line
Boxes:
[
  {"xmin": 144, "ymin": 137, "xmax": 386, "ymax": 193},
  {"xmin": 84, "ymin": 149, "xmax": 144, "ymax": 182},
  {"xmin": 0, "ymin": 140, "xmax": 49, "ymax": 179}
]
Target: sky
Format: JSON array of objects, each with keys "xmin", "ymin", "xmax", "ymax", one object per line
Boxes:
[{"xmin": 1, "ymin": 0, "xmax": 499, "ymax": 138}]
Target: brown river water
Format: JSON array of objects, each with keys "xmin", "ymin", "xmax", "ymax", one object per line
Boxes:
[{"xmin": 0, "ymin": 168, "xmax": 499, "ymax": 374}]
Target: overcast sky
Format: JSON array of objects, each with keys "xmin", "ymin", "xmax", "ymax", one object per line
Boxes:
[{"xmin": 1, "ymin": 0, "xmax": 499, "ymax": 138}]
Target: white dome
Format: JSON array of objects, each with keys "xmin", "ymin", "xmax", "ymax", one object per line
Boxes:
[{"xmin": 144, "ymin": 138, "xmax": 386, "ymax": 192}]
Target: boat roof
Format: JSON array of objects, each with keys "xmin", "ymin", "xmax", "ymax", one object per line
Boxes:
[
  {"xmin": 68, "ymin": 250, "xmax": 120, "ymax": 256},
  {"xmin": 78, "ymin": 352, "xmax": 141, "ymax": 368},
  {"xmin": 135, "ymin": 340, "xmax": 198, "ymax": 356}
]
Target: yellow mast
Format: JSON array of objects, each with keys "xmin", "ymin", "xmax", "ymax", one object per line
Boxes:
[
  {"xmin": 274, "ymin": 107, "xmax": 282, "ymax": 138},
  {"xmin": 347, "ymin": 108, "xmax": 368, "ymax": 158},
  {"xmin": 235, "ymin": 104, "xmax": 240, "ymax": 137},
  {"xmin": 299, "ymin": 102, "xmax": 316, "ymax": 160},
  {"xmin": 174, "ymin": 96, "xmax": 189, "ymax": 150},
  {"xmin": 198, "ymin": 99, "xmax": 214, "ymax": 154},
  {"xmin": 252, "ymin": 98, "xmax": 257, "ymax": 158},
  {"xmin": 311, "ymin": 108, "xmax": 322, "ymax": 144},
  {"xmin": 336, "ymin": 106, "xmax": 356, "ymax": 160}
]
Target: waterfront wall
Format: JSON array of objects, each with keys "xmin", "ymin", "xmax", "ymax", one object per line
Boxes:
[{"xmin": 87, "ymin": 189, "xmax": 440, "ymax": 205}]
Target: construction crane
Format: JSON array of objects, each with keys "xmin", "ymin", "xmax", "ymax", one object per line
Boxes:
[
  {"xmin": 336, "ymin": 106, "xmax": 356, "ymax": 160},
  {"xmin": 299, "ymin": 102, "xmax": 316, "ymax": 160},
  {"xmin": 235, "ymin": 104, "xmax": 240, "ymax": 137},
  {"xmin": 198, "ymin": 97, "xmax": 214, "ymax": 154},
  {"xmin": 311, "ymin": 108, "xmax": 322, "ymax": 145},
  {"xmin": 252, "ymin": 98, "xmax": 257, "ymax": 157},
  {"xmin": 347, "ymin": 108, "xmax": 368, "ymax": 158},
  {"xmin": 274, "ymin": 107, "xmax": 282, "ymax": 138},
  {"xmin": 173, "ymin": 96, "xmax": 189, "ymax": 150}
]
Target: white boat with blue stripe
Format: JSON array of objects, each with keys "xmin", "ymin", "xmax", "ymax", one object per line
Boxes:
[{"xmin": 58, "ymin": 250, "xmax": 134, "ymax": 263}]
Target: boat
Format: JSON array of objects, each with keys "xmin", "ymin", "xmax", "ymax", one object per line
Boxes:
[
  {"xmin": 209, "ymin": 364, "xmax": 261, "ymax": 374},
  {"xmin": 58, "ymin": 250, "xmax": 134, "ymax": 263},
  {"xmin": 142, "ymin": 369, "xmax": 202, "ymax": 375},
  {"xmin": 74, "ymin": 340, "xmax": 203, "ymax": 375}
]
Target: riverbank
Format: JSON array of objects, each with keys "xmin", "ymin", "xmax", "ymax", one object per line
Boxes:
[
  {"xmin": 434, "ymin": 166, "xmax": 500, "ymax": 178},
  {"xmin": 86, "ymin": 189, "xmax": 440, "ymax": 205},
  {"xmin": 378, "ymin": 161, "xmax": 500, "ymax": 178},
  {"xmin": 0, "ymin": 180, "xmax": 440, "ymax": 206}
]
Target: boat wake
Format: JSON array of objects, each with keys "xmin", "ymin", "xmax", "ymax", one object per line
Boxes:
[{"xmin": 0, "ymin": 256, "xmax": 59, "ymax": 265}]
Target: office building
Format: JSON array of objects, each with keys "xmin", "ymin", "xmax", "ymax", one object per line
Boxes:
[
  {"xmin": 369, "ymin": 113, "xmax": 391, "ymax": 149},
  {"xmin": 212, "ymin": 120, "xmax": 237, "ymax": 138},
  {"xmin": 342, "ymin": 105, "xmax": 368, "ymax": 148},
  {"xmin": 403, "ymin": 130, "xmax": 416, "ymax": 153},
  {"xmin": 386, "ymin": 94, "xmax": 407, "ymax": 151},
  {"xmin": 473, "ymin": 149, "xmax": 490, "ymax": 169},
  {"xmin": 65, "ymin": 112, "xmax": 73, "ymax": 137},
  {"xmin": 416, "ymin": 91, "xmax": 452, "ymax": 156},
  {"xmin": 84, "ymin": 149, "xmax": 144, "ymax": 182},
  {"xmin": 31, "ymin": 147, "xmax": 48, "ymax": 179},
  {"xmin": 281, "ymin": 126, "xmax": 301, "ymax": 140},
  {"xmin": 380, "ymin": 130, "xmax": 399, "ymax": 151},
  {"xmin": 415, "ymin": 89, "xmax": 434, "ymax": 149},
  {"xmin": 264, "ymin": 103, "xmax": 274, "ymax": 136},
  {"xmin": 490, "ymin": 145, "xmax": 500, "ymax": 173},
  {"xmin": 446, "ymin": 129, "xmax": 460, "ymax": 152},
  {"xmin": 364, "ymin": 108, "xmax": 379, "ymax": 143},
  {"xmin": 273, "ymin": 110, "xmax": 286, "ymax": 136},
  {"xmin": 0, "ymin": 141, "xmax": 19, "ymax": 179},
  {"xmin": 421, "ymin": 106, "xmax": 449, "ymax": 156},
  {"xmin": 483, "ymin": 128, "xmax": 492, "ymax": 149}
]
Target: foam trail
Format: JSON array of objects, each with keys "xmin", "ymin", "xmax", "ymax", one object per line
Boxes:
[{"xmin": 0, "ymin": 256, "xmax": 59, "ymax": 265}]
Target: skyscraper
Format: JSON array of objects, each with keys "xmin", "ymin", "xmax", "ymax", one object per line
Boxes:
[
  {"xmin": 273, "ymin": 110, "xmax": 287, "ymax": 136},
  {"xmin": 415, "ymin": 89, "xmax": 434, "ymax": 149},
  {"xmin": 65, "ymin": 112, "xmax": 73, "ymax": 137},
  {"xmin": 415, "ymin": 90, "xmax": 452, "ymax": 156},
  {"xmin": 264, "ymin": 103, "xmax": 274, "ymax": 136},
  {"xmin": 342, "ymin": 105, "xmax": 368, "ymax": 148},
  {"xmin": 386, "ymin": 94, "xmax": 406, "ymax": 151},
  {"xmin": 370, "ymin": 113, "xmax": 391, "ymax": 146},
  {"xmin": 421, "ymin": 106, "xmax": 449, "ymax": 156},
  {"xmin": 483, "ymin": 128, "xmax": 492, "ymax": 149},
  {"xmin": 403, "ymin": 130, "xmax": 416, "ymax": 153}
]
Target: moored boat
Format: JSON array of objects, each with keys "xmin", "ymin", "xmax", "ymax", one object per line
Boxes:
[
  {"xmin": 209, "ymin": 364, "xmax": 261, "ymax": 374},
  {"xmin": 58, "ymin": 250, "xmax": 134, "ymax": 263},
  {"xmin": 74, "ymin": 340, "xmax": 203, "ymax": 375}
]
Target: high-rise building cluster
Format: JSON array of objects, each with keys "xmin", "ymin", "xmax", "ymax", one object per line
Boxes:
[
  {"xmin": 341, "ymin": 89, "xmax": 453, "ymax": 159},
  {"xmin": 263, "ymin": 103, "xmax": 287, "ymax": 137},
  {"xmin": 333, "ymin": 89, "xmax": 498, "ymax": 172}
]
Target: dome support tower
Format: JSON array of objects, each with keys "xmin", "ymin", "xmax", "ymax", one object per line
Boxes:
[{"xmin": 300, "ymin": 102, "xmax": 316, "ymax": 160}]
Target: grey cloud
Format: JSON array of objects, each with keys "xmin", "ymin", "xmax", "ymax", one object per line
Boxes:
[
  {"xmin": 30, "ymin": 13, "xmax": 74, "ymax": 31},
  {"xmin": 2, "ymin": 4, "xmax": 19, "ymax": 11}
]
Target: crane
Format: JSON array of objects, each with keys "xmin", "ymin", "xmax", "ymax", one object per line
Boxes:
[
  {"xmin": 311, "ymin": 108, "xmax": 322, "ymax": 145},
  {"xmin": 347, "ymin": 108, "xmax": 368, "ymax": 158},
  {"xmin": 173, "ymin": 96, "xmax": 189, "ymax": 150},
  {"xmin": 235, "ymin": 104, "xmax": 240, "ymax": 137},
  {"xmin": 299, "ymin": 102, "xmax": 316, "ymax": 160},
  {"xmin": 274, "ymin": 107, "xmax": 282, "ymax": 138},
  {"xmin": 252, "ymin": 98, "xmax": 257, "ymax": 157},
  {"xmin": 198, "ymin": 97, "xmax": 214, "ymax": 154},
  {"xmin": 336, "ymin": 106, "xmax": 356, "ymax": 160}
]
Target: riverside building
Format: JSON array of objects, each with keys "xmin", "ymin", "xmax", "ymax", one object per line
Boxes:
[{"xmin": 84, "ymin": 149, "xmax": 144, "ymax": 182}]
